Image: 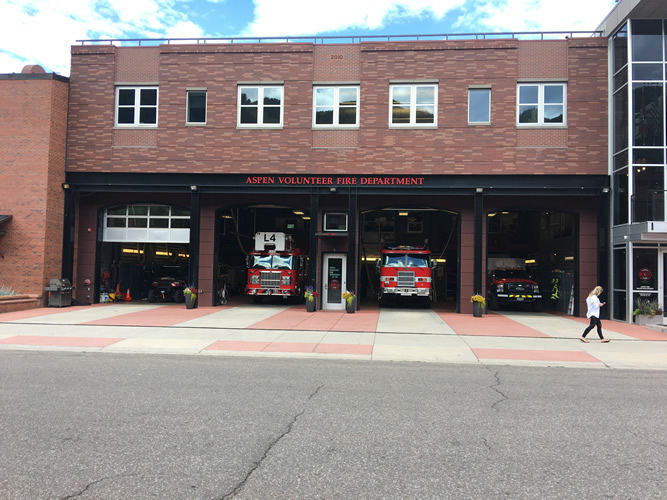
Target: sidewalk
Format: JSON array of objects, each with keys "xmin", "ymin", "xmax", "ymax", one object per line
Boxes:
[{"xmin": 1, "ymin": 301, "xmax": 666, "ymax": 370}]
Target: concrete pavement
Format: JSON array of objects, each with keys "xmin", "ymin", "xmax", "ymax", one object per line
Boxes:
[{"xmin": 1, "ymin": 301, "xmax": 667, "ymax": 369}]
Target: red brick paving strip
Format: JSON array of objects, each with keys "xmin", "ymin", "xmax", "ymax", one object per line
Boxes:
[
  {"xmin": 0, "ymin": 336, "xmax": 124, "ymax": 348},
  {"xmin": 84, "ymin": 305, "xmax": 216, "ymax": 327},
  {"xmin": 249, "ymin": 307, "xmax": 378, "ymax": 332},
  {"xmin": 439, "ymin": 312, "xmax": 550, "ymax": 337}
]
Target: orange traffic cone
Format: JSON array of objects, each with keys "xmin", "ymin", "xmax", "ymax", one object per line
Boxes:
[{"xmin": 125, "ymin": 288, "xmax": 132, "ymax": 302}]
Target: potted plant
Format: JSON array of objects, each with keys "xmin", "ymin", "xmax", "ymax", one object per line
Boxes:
[
  {"xmin": 633, "ymin": 298, "xmax": 663, "ymax": 326},
  {"xmin": 304, "ymin": 286, "xmax": 317, "ymax": 312},
  {"xmin": 183, "ymin": 285, "xmax": 200, "ymax": 309},
  {"xmin": 471, "ymin": 294, "xmax": 486, "ymax": 317},
  {"xmin": 343, "ymin": 290, "xmax": 356, "ymax": 313}
]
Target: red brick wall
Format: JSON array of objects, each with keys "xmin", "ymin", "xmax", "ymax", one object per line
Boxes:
[
  {"xmin": 0, "ymin": 75, "xmax": 68, "ymax": 302},
  {"xmin": 66, "ymin": 38, "xmax": 608, "ymax": 177}
]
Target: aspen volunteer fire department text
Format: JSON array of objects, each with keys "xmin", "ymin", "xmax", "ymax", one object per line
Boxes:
[{"xmin": 245, "ymin": 176, "xmax": 426, "ymax": 186}]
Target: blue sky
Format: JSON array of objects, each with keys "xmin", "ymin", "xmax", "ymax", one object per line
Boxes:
[{"xmin": 1, "ymin": 0, "xmax": 618, "ymax": 76}]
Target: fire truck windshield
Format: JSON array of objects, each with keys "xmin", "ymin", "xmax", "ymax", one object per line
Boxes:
[
  {"xmin": 250, "ymin": 254, "xmax": 293, "ymax": 270},
  {"xmin": 383, "ymin": 254, "xmax": 429, "ymax": 267},
  {"xmin": 271, "ymin": 255, "xmax": 293, "ymax": 270}
]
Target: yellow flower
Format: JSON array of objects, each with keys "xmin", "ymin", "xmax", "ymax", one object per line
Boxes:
[{"xmin": 470, "ymin": 294, "xmax": 486, "ymax": 306}]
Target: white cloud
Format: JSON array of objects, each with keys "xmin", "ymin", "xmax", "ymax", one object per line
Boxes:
[
  {"xmin": 459, "ymin": 0, "xmax": 618, "ymax": 32},
  {"xmin": 0, "ymin": 0, "xmax": 204, "ymax": 76},
  {"xmin": 0, "ymin": 0, "xmax": 622, "ymax": 76},
  {"xmin": 241, "ymin": 0, "xmax": 466, "ymax": 37}
]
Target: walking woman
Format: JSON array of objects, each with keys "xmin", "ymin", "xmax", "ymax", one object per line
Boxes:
[{"xmin": 580, "ymin": 286, "xmax": 610, "ymax": 343}]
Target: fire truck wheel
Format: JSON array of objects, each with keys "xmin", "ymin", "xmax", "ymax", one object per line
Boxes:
[
  {"xmin": 147, "ymin": 290, "xmax": 157, "ymax": 303},
  {"xmin": 378, "ymin": 293, "xmax": 388, "ymax": 308},
  {"xmin": 489, "ymin": 295, "xmax": 499, "ymax": 310}
]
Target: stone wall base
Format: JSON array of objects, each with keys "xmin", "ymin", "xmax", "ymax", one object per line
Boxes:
[{"xmin": 0, "ymin": 294, "xmax": 42, "ymax": 314}]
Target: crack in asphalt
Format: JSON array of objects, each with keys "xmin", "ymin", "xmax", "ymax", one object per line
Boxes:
[
  {"xmin": 481, "ymin": 437, "xmax": 492, "ymax": 453},
  {"xmin": 220, "ymin": 384, "xmax": 325, "ymax": 499},
  {"xmin": 485, "ymin": 367, "xmax": 509, "ymax": 411},
  {"xmin": 61, "ymin": 474, "xmax": 138, "ymax": 499},
  {"xmin": 629, "ymin": 429, "xmax": 667, "ymax": 449}
]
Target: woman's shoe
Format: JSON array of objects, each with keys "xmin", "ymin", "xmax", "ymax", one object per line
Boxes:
[
  {"xmin": 580, "ymin": 337, "xmax": 589, "ymax": 343},
  {"xmin": 601, "ymin": 338, "xmax": 610, "ymax": 343}
]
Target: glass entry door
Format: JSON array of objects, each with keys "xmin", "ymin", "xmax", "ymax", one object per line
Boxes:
[{"xmin": 322, "ymin": 254, "xmax": 346, "ymax": 310}]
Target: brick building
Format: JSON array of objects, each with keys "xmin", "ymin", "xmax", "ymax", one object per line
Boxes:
[
  {"xmin": 0, "ymin": 66, "xmax": 69, "ymax": 307},
  {"xmin": 60, "ymin": 34, "xmax": 608, "ymax": 314}
]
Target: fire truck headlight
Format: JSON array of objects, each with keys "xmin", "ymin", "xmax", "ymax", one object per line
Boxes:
[
  {"xmin": 496, "ymin": 284, "xmax": 504, "ymax": 293},
  {"xmin": 281, "ymin": 276, "xmax": 292, "ymax": 285},
  {"xmin": 250, "ymin": 275, "xmax": 260, "ymax": 285},
  {"xmin": 533, "ymin": 284, "xmax": 540, "ymax": 293}
]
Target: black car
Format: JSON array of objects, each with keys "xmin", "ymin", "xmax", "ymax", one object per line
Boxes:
[{"xmin": 147, "ymin": 277, "xmax": 187, "ymax": 303}]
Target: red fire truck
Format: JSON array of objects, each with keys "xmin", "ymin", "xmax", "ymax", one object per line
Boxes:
[
  {"xmin": 376, "ymin": 245, "xmax": 436, "ymax": 306},
  {"xmin": 246, "ymin": 232, "xmax": 308, "ymax": 301}
]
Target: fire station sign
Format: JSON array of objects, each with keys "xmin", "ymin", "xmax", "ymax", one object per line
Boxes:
[{"xmin": 245, "ymin": 175, "xmax": 425, "ymax": 186}]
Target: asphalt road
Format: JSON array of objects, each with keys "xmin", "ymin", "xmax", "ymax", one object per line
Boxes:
[{"xmin": 1, "ymin": 351, "xmax": 666, "ymax": 500}]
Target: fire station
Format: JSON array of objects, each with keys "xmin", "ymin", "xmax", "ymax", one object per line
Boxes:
[
  {"xmin": 56, "ymin": 33, "xmax": 606, "ymax": 316},
  {"xmin": 2, "ymin": 0, "xmax": 665, "ymax": 320}
]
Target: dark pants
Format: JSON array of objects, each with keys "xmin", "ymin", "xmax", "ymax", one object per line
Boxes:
[{"xmin": 582, "ymin": 316, "xmax": 603, "ymax": 339}]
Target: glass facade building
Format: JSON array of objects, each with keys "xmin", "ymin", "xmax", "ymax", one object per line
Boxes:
[{"xmin": 606, "ymin": 3, "xmax": 667, "ymax": 322}]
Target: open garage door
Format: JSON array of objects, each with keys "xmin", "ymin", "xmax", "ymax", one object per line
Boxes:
[
  {"xmin": 99, "ymin": 204, "xmax": 191, "ymax": 302},
  {"xmin": 486, "ymin": 210, "xmax": 576, "ymax": 314},
  {"xmin": 361, "ymin": 208, "xmax": 458, "ymax": 309},
  {"xmin": 215, "ymin": 205, "xmax": 311, "ymax": 303}
]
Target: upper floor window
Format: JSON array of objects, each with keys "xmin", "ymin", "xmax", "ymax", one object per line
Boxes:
[
  {"xmin": 313, "ymin": 86, "xmax": 359, "ymax": 128},
  {"xmin": 115, "ymin": 87, "xmax": 158, "ymax": 127},
  {"xmin": 389, "ymin": 84, "xmax": 437, "ymax": 127},
  {"xmin": 238, "ymin": 85, "xmax": 283, "ymax": 127},
  {"xmin": 468, "ymin": 88, "xmax": 491, "ymax": 124},
  {"xmin": 517, "ymin": 83, "xmax": 566, "ymax": 126},
  {"xmin": 186, "ymin": 90, "xmax": 207, "ymax": 124}
]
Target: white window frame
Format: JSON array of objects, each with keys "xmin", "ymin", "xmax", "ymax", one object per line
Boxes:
[
  {"xmin": 115, "ymin": 86, "xmax": 159, "ymax": 127},
  {"xmin": 103, "ymin": 205, "xmax": 190, "ymax": 243},
  {"xmin": 468, "ymin": 87, "xmax": 491, "ymax": 125},
  {"xmin": 389, "ymin": 84, "xmax": 438, "ymax": 128},
  {"xmin": 323, "ymin": 213, "xmax": 348, "ymax": 232},
  {"xmin": 516, "ymin": 83, "xmax": 567, "ymax": 126},
  {"xmin": 312, "ymin": 86, "xmax": 360, "ymax": 128},
  {"xmin": 186, "ymin": 89, "xmax": 207, "ymax": 125},
  {"xmin": 237, "ymin": 85, "xmax": 284, "ymax": 128}
]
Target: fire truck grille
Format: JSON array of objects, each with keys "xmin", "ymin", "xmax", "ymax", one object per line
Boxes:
[
  {"xmin": 507, "ymin": 283, "xmax": 528, "ymax": 292},
  {"xmin": 260, "ymin": 271, "xmax": 282, "ymax": 288},
  {"xmin": 397, "ymin": 271, "xmax": 415, "ymax": 287}
]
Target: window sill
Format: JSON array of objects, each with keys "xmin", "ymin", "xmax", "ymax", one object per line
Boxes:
[
  {"xmin": 237, "ymin": 125, "xmax": 284, "ymax": 130},
  {"xmin": 113, "ymin": 125, "xmax": 158, "ymax": 130},
  {"xmin": 312, "ymin": 126, "xmax": 360, "ymax": 131},
  {"xmin": 516, "ymin": 124, "xmax": 568, "ymax": 129},
  {"xmin": 468, "ymin": 122, "xmax": 492, "ymax": 126},
  {"xmin": 388, "ymin": 124, "xmax": 438, "ymax": 130},
  {"xmin": 185, "ymin": 122, "xmax": 207, "ymax": 127}
]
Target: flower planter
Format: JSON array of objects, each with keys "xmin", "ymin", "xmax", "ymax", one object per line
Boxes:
[
  {"xmin": 306, "ymin": 299, "xmax": 316, "ymax": 312},
  {"xmin": 472, "ymin": 301, "xmax": 483, "ymax": 317},
  {"xmin": 185, "ymin": 294, "xmax": 198, "ymax": 309},
  {"xmin": 634, "ymin": 314, "xmax": 662, "ymax": 326},
  {"xmin": 345, "ymin": 298, "xmax": 356, "ymax": 313}
]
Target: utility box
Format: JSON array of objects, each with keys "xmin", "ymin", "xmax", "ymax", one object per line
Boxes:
[{"xmin": 44, "ymin": 279, "xmax": 72, "ymax": 307}]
